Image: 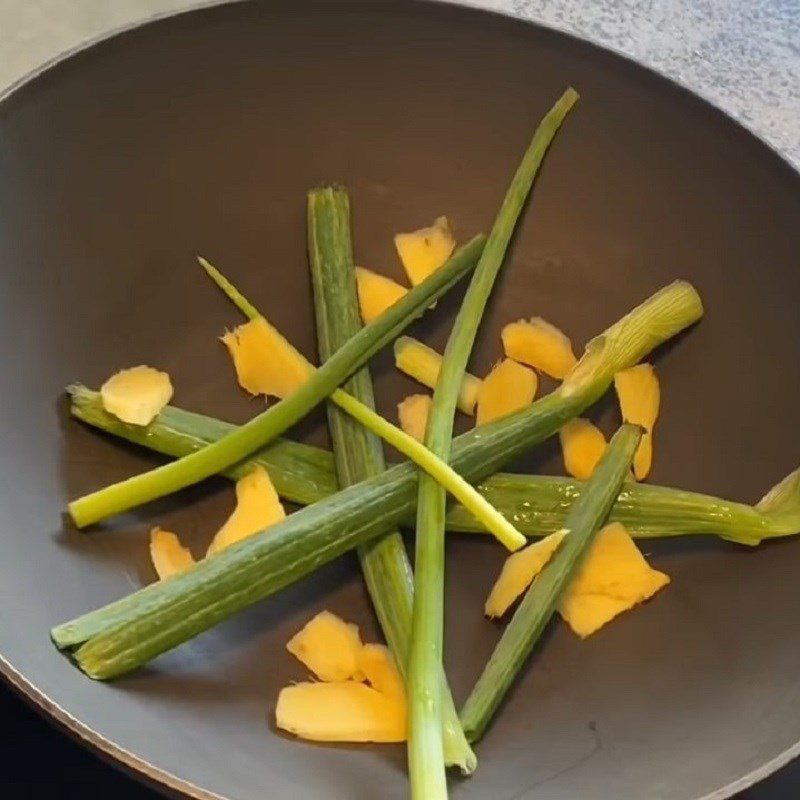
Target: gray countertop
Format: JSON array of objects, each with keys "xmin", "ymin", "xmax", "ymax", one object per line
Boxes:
[{"xmin": 1, "ymin": 0, "xmax": 798, "ymax": 168}]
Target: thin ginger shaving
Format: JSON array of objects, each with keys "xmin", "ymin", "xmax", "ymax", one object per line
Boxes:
[
  {"xmin": 100, "ymin": 366, "xmax": 173, "ymax": 426},
  {"xmin": 502, "ymin": 317, "xmax": 577, "ymax": 379}
]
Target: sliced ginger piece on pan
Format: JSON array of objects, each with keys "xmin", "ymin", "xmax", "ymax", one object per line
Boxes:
[
  {"xmin": 484, "ymin": 523, "xmax": 669, "ymax": 637},
  {"xmin": 286, "ymin": 611, "xmax": 364, "ymax": 682},
  {"xmin": 277, "ymin": 628, "xmax": 406, "ymax": 743},
  {"xmin": 149, "ymin": 527, "xmax": 195, "ymax": 580},
  {"xmin": 357, "ymin": 644, "xmax": 406, "ymax": 702},
  {"xmin": 394, "ymin": 216, "xmax": 456, "ymax": 287},
  {"xmin": 100, "ymin": 366, "xmax": 173, "ymax": 426},
  {"xmin": 484, "ymin": 530, "xmax": 567, "ymax": 617},
  {"xmin": 559, "ymin": 522, "xmax": 670, "ymax": 637},
  {"xmin": 476, "ymin": 358, "xmax": 538, "ymax": 426},
  {"xmin": 222, "ymin": 316, "xmax": 314, "ymax": 399},
  {"xmin": 502, "ymin": 317, "xmax": 577, "ymax": 379},
  {"xmin": 559, "ymin": 418, "xmax": 607, "ymax": 480},
  {"xmin": 275, "ymin": 680, "xmax": 406, "ymax": 743},
  {"xmin": 397, "ymin": 393, "xmax": 432, "ymax": 443},
  {"xmin": 355, "ymin": 267, "xmax": 408, "ymax": 323},
  {"xmin": 614, "ymin": 364, "xmax": 660, "ymax": 480},
  {"xmin": 394, "ymin": 336, "xmax": 481, "ymax": 415},
  {"xmin": 206, "ymin": 465, "xmax": 285, "ymax": 556}
]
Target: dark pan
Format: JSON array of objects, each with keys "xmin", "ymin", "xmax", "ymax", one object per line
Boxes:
[{"xmin": 1, "ymin": 1, "xmax": 799, "ymax": 798}]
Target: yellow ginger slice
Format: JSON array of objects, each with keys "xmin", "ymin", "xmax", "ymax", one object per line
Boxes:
[
  {"xmin": 100, "ymin": 366, "xmax": 173, "ymax": 426},
  {"xmin": 485, "ymin": 530, "xmax": 567, "ymax": 617},
  {"xmin": 394, "ymin": 336, "xmax": 481, "ymax": 415},
  {"xmin": 397, "ymin": 393, "xmax": 432, "ymax": 443},
  {"xmin": 206, "ymin": 466, "xmax": 285, "ymax": 556},
  {"xmin": 559, "ymin": 523, "xmax": 670, "ymax": 637},
  {"xmin": 358, "ymin": 644, "xmax": 406, "ymax": 703},
  {"xmin": 355, "ymin": 267, "xmax": 408, "ymax": 323},
  {"xmin": 485, "ymin": 523, "xmax": 670, "ymax": 638},
  {"xmin": 222, "ymin": 316, "xmax": 314, "ymax": 399},
  {"xmin": 476, "ymin": 358, "xmax": 538, "ymax": 426},
  {"xmin": 277, "ymin": 632, "xmax": 407, "ymax": 743},
  {"xmin": 501, "ymin": 317, "xmax": 577, "ymax": 379},
  {"xmin": 275, "ymin": 681, "xmax": 406, "ymax": 743},
  {"xmin": 559, "ymin": 418, "xmax": 607, "ymax": 480},
  {"xmin": 286, "ymin": 611, "xmax": 364, "ymax": 682},
  {"xmin": 149, "ymin": 527, "xmax": 195, "ymax": 580},
  {"xmin": 614, "ymin": 364, "xmax": 660, "ymax": 480},
  {"xmin": 394, "ymin": 216, "xmax": 456, "ymax": 287}
]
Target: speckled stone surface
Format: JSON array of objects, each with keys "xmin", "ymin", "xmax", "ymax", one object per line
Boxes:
[{"xmin": 0, "ymin": 0, "xmax": 798, "ymax": 168}]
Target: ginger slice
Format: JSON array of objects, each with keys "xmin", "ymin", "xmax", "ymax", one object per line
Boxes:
[
  {"xmin": 501, "ymin": 317, "xmax": 577, "ymax": 379},
  {"xmin": 614, "ymin": 364, "xmax": 660, "ymax": 480},
  {"xmin": 222, "ymin": 316, "xmax": 314, "ymax": 399},
  {"xmin": 206, "ymin": 465, "xmax": 285, "ymax": 556},
  {"xmin": 149, "ymin": 527, "xmax": 195, "ymax": 580},
  {"xmin": 397, "ymin": 393, "xmax": 432, "ymax": 443},
  {"xmin": 275, "ymin": 681, "xmax": 406, "ymax": 743},
  {"xmin": 484, "ymin": 530, "xmax": 567, "ymax": 617},
  {"xmin": 286, "ymin": 611, "xmax": 364, "ymax": 682},
  {"xmin": 394, "ymin": 336, "xmax": 481, "ymax": 415},
  {"xmin": 277, "ymin": 627, "xmax": 407, "ymax": 743},
  {"xmin": 355, "ymin": 267, "xmax": 408, "ymax": 323},
  {"xmin": 559, "ymin": 418, "xmax": 607, "ymax": 480},
  {"xmin": 476, "ymin": 358, "xmax": 538, "ymax": 426},
  {"xmin": 357, "ymin": 644, "xmax": 406, "ymax": 702},
  {"xmin": 100, "ymin": 366, "xmax": 173, "ymax": 426},
  {"xmin": 559, "ymin": 523, "xmax": 670, "ymax": 637},
  {"xmin": 485, "ymin": 524, "xmax": 669, "ymax": 636},
  {"xmin": 394, "ymin": 216, "xmax": 456, "ymax": 287}
]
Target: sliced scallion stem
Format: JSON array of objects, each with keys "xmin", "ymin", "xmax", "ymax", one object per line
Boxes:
[
  {"xmin": 459, "ymin": 423, "xmax": 642, "ymax": 742},
  {"xmin": 53, "ymin": 281, "xmax": 701, "ymax": 678},
  {"xmin": 200, "ymin": 252, "xmax": 524, "ymax": 552},
  {"xmin": 408, "ymin": 87, "xmax": 579, "ymax": 798},
  {"xmin": 67, "ymin": 230, "xmax": 486, "ymax": 529},
  {"xmin": 307, "ymin": 185, "xmax": 476, "ymax": 774},
  {"xmin": 70, "ymin": 383, "xmax": 796, "ymax": 547}
]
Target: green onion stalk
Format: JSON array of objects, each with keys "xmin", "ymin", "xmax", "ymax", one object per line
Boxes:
[
  {"xmin": 69, "ymin": 384, "xmax": 800, "ymax": 547},
  {"xmin": 68, "ymin": 233, "xmax": 483, "ymax": 528},
  {"xmin": 197, "ymin": 253, "xmax": 522, "ymax": 553},
  {"xmin": 307, "ymin": 185, "xmax": 476, "ymax": 773},
  {"xmin": 459, "ymin": 424, "xmax": 641, "ymax": 741},
  {"xmin": 407, "ymin": 87, "xmax": 578, "ymax": 798},
  {"xmin": 52, "ymin": 280, "xmax": 702, "ymax": 679}
]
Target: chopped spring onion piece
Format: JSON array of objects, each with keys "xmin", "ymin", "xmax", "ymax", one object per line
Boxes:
[
  {"xmin": 459, "ymin": 424, "xmax": 642, "ymax": 742},
  {"xmin": 408, "ymin": 85, "xmax": 580, "ymax": 799},
  {"xmin": 67, "ymin": 228, "xmax": 485, "ymax": 529},
  {"xmin": 52, "ymin": 281, "xmax": 703, "ymax": 679},
  {"xmin": 71, "ymin": 383, "xmax": 800, "ymax": 546},
  {"xmin": 71, "ymin": 384, "xmax": 800, "ymax": 546},
  {"xmin": 202, "ymin": 249, "xmax": 523, "ymax": 552},
  {"xmin": 307, "ymin": 187, "xmax": 476, "ymax": 772},
  {"xmin": 394, "ymin": 336, "xmax": 482, "ymax": 415}
]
